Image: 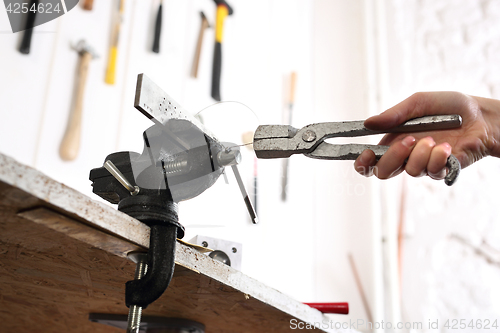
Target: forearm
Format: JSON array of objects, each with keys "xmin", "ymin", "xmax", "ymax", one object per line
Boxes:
[{"xmin": 473, "ymin": 96, "xmax": 500, "ymax": 158}]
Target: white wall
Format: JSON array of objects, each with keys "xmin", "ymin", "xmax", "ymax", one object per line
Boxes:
[
  {"xmin": 381, "ymin": 0, "xmax": 500, "ymax": 331},
  {"xmin": 0, "ymin": 0, "xmax": 381, "ymax": 330}
]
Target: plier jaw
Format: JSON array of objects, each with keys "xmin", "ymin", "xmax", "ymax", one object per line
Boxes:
[{"xmin": 253, "ymin": 125, "xmax": 301, "ymax": 158}]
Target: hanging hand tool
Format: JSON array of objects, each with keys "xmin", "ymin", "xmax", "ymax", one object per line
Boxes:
[
  {"xmin": 152, "ymin": 0, "xmax": 162, "ymax": 53},
  {"xmin": 254, "ymin": 115, "xmax": 463, "ymax": 186},
  {"xmin": 19, "ymin": 0, "xmax": 38, "ymax": 54},
  {"xmin": 82, "ymin": 0, "xmax": 94, "ymax": 10},
  {"xmin": 60, "ymin": 40, "xmax": 98, "ymax": 161},
  {"xmin": 191, "ymin": 12, "xmax": 210, "ymax": 78},
  {"xmin": 281, "ymin": 72, "xmax": 297, "ymax": 201},
  {"xmin": 105, "ymin": 0, "xmax": 125, "ymax": 85},
  {"xmin": 211, "ymin": 0, "xmax": 233, "ymax": 101}
]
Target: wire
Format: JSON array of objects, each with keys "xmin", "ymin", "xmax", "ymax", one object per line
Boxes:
[
  {"xmin": 194, "ymin": 100, "xmax": 261, "ymax": 124},
  {"xmin": 224, "ymin": 142, "xmax": 253, "ymax": 150}
]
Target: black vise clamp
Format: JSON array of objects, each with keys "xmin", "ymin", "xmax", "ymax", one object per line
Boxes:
[{"xmin": 89, "ymin": 74, "xmax": 244, "ymax": 332}]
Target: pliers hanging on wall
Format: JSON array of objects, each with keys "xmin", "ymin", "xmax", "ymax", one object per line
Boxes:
[{"xmin": 253, "ymin": 115, "xmax": 462, "ymax": 186}]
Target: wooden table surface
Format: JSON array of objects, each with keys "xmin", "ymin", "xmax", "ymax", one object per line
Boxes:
[{"xmin": 0, "ymin": 153, "xmax": 349, "ymax": 333}]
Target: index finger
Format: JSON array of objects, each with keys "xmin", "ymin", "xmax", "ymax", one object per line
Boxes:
[{"xmin": 364, "ymin": 92, "xmax": 468, "ymax": 131}]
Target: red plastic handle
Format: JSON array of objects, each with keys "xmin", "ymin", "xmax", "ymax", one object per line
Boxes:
[{"xmin": 304, "ymin": 302, "xmax": 349, "ymax": 315}]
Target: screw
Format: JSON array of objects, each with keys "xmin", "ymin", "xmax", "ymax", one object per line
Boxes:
[
  {"xmin": 302, "ymin": 130, "xmax": 317, "ymax": 142},
  {"xmin": 202, "ymin": 241, "xmax": 208, "ymax": 247},
  {"xmin": 126, "ymin": 253, "xmax": 148, "ymax": 333},
  {"xmin": 232, "ymin": 247, "xmax": 237, "ymax": 253},
  {"xmin": 161, "ymin": 158, "xmax": 189, "ymax": 175},
  {"xmin": 127, "ymin": 305, "xmax": 142, "ymax": 333}
]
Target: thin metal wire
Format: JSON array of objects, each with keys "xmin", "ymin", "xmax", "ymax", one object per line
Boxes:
[
  {"xmin": 224, "ymin": 142, "xmax": 253, "ymax": 150},
  {"xmin": 194, "ymin": 100, "xmax": 261, "ymax": 124}
]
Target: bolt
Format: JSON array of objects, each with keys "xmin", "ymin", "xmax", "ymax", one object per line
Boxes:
[
  {"xmin": 232, "ymin": 247, "xmax": 237, "ymax": 253},
  {"xmin": 202, "ymin": 241, "xmax": 208, "ymax": 247},
  {"xmin": 302, "ymin": 130, "xmax": 317, "ymax": 142},
  {"xmin": 127, "ymin": 305, "xmax": 142, "ymax": 333},
  {"xmin": 126, "ymin": 253, "xmax": 148, "ymax": 333},
  {"xmin": 161, "ymin": 158, "xmax": 189, "ymax": 175}
]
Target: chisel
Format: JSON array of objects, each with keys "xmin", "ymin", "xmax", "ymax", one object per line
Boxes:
[{"xmin": 152, "ymin": 0, "xmax": 162, "ymax": 53}]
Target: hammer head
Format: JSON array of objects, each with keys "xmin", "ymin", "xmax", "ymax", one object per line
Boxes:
[
  {"xmin": 72, "ymin": 40, "xmax": 99, "ymax": 58},
  {"xmin": 213, "ymin": 0, "xmax": 233, "ymax": 15},
  {"xmin": 200, "ymin": 11, "xmax": 211, "ymax": 28}
]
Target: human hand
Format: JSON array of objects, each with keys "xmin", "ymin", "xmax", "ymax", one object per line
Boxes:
[{"xmin": 354, "ymin": 92, "xmax": 500, "ymax": 181}]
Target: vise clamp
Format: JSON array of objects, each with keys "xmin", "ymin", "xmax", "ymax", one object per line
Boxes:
[{"xmin": 89, "ymin": 74, "xmax": 249, "ymax": 332}]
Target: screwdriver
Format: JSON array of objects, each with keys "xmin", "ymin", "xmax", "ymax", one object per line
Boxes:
[{"xmin": 152, "ymin": 0, "xmax": 162, "ymax": 53}]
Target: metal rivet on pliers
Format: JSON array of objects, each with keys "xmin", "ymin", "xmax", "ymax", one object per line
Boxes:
[{"xmin": 302, "ymin": 130, "xmax": 317, "ymax": 142}]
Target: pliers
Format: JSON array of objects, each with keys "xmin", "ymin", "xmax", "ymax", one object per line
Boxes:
[{"xmin": 253, "ymin": 115, "xmax": 462, "ymax": 186}]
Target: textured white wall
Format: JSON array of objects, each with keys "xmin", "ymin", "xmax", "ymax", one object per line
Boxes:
[{"xmin": 382, "ymin": 0, "xmax": 500, "ymax": 331}]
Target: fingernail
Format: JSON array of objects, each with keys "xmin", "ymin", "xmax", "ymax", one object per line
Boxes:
[
  {"xmin": 355, "ymin": 164, "xmax": 365, "ymax": 174},
  {"xmin": 402, "ymin": 136, "xmax": 416, "ymax": 148},
  {"xmin": 442, "ymin": 142, "xmax": 452, "ymax": 154},
  {"xmin": 359, "ymin": 150, "xmax": 370, "ymax": 164}
]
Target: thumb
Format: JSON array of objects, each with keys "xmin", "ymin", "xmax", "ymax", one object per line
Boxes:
[{"xmin": 365, "ymin": 92, "xmax": 444, "ymax": 130}]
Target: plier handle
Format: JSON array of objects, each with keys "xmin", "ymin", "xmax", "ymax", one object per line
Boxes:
[{"xmin": 253, "ymin": 115, "xmax": 462, "ymax": 186}]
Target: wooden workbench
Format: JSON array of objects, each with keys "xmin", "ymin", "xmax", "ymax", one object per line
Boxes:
[{"xmin": 0, "ymin": 153, "xmax": 351, "ymax": 333}]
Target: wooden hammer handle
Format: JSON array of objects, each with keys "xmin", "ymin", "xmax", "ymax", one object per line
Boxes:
[
  {"xmin": 82, "ymin": 0, "xmax": 94, "ymax": 10},
  {"xmin": 59, "ymin": 52, "xmax": 92, "ymax": 161},
  {"xmin": 191, "ymin": 17, "xmax": 209, "ymax": 78}
]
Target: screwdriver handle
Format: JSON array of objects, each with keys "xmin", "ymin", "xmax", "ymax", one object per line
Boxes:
[
  {"xmin": 211, "ymin": 42, "xmax": 222, "ymax": 101},
  {"xmin": 105, "ymin": 46, "xmax": 118, "ymax": 84},
  {"xmin": 211, "ymin": 4, "xmax": 229, "ymax": 101},
  {"xmin": 289, "ymin": 72, "xmax": 297, "ymax": 105},
  {"xmin": 19, "ymin": 0, "xmax": 38, "ymax": 54},
  {"xmin": 152, "ymin": 2, "xmax": 162, "ymax": 53}
]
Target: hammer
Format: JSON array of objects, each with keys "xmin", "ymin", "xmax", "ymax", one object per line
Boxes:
[
  {"xmin": 59, "ymin": 40, "xmax": 98, "ymax": 161},
  {"xmin": 190, "ymin": 12, "xmax": 210, "ymax": 78},
  {"xmin": 211, "ymin": 0, "xmax": 233, "ymax": 101}
]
